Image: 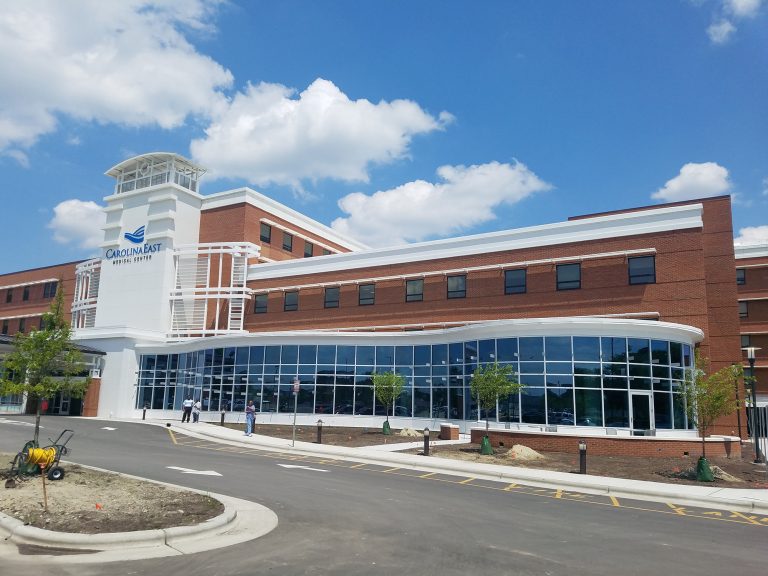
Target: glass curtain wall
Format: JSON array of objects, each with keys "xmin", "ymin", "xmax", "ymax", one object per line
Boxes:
[{"xmin": 136, "ymin": 336, "xmax": 694, "ymax": 429}]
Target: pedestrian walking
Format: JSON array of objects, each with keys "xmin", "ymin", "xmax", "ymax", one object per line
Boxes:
[
  {"xmin": 192, "ymin": 399, "xmax": 201, "ymax": 423},
  {"xmin": 181, "ymin": 397, "xmax": 194, "ymax": 422},
  {"xmin": 244, "ymin": 400, "xmax": 256, "ymax": 436}
]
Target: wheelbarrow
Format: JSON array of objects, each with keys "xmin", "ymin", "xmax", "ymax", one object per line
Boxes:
[{"xmin": 5, "ymin": 429, "xmax": 74, "ymax": 487}]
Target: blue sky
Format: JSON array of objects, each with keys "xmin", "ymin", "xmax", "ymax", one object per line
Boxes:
[{"xmin": 1, "ymin": 0, "xmax": 766, "ymax": 274}]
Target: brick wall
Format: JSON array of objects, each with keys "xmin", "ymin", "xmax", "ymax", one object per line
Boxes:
[{"xmin": 470, "ymin": 428, "xmax": 741, "ymax": 458}]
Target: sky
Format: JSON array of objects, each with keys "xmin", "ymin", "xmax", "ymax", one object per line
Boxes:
[{"xmin": 1, "ymin": 0, "xmax": 767, "ymax": 274}]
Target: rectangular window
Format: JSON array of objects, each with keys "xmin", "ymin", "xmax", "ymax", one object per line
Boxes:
[
  {"xmin": 39, "ymin": 317, "xmax": 45, "ymax": 330},
  {"xmin": 254, "ymin": 294, "xmax": 268, "ymax": 314},
  {"xmin": 741, "ymin": 334, "xmax": 751, "ymax": 348},
  {"xmin": 324, "ymin": 287, "xmax": 340, "ymax": 308},
  {"xmin": 504, "ymin": 269, "xmax": 526, "ymax": 294},
  {"xmin": 322, "ymin": 249, "xmax": 331, "ymax": 256},
  {"xmin": 406, "ymin": 279, "xmax": 424, "ymax": 302},
  {"xmin": 447, "ymin": 275, "xmax": 466, "ymax": 299},
  {"xmin": 282, "ymin": 231, "xmax": 293, "ymax": 252},
  {"xmin": 736, "ymin": 269, "xmax": 746, "ymax": 285},
  {"xmin": 43, "ymin": 281, "xmax": 58, "ymax": 298},
  {"xmin": 739, "ymin": 301, "xmax": 748, "ymax": 319},
  {"xmin": 22, "ymin": 286, "xmax": 29, "ymax": 301},
  {"xmin": 1, "ymin": 320, "xmax": 7, "ymax": 335},
  {"xmin": 556, "ymin": 263, "xmax": 581, "ymax": 290},
  {"xmin": 5, "ymin": 289, "xmax": 12, "ymax": 303},
  {"xmin": 359, "ymin": 283, "xmax": 375, "ymax": 306},
  {"xmin": 18, "ymin": 318, "xmax": 25, "ymax": 333},
  {"xmin": 260, "ymin": 223, "xmax": 272, "ymax": 243},
  {"xmin": 304, "ymin": 241, "xmax": 314, "ymax": 258},
  {"xmin": 284, "ymin": 291, "xmax": 299, "ymax": 312},
  {"xmin": 628, "ymin": 256, "xmax": 656, "ymax": 285}
]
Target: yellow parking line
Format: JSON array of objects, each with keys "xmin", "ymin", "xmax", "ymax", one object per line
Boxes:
[
  {"xmin": 419, "ymin": 472, "xmax": 437, "ymax": 478},
  {"xmin": 382, "ymin": 467, "xmax": 401, "ymax": 473},
  {"xmin": 610, "ymin": 496, "xmax": 620, "ymax": 507},
  {"xmin": 459, "ymin": 477, "xmax": 475, "ymax": 484},
  {"xmin": 350, "ymin": 463, "xmax": 367, "ymax": 469},
  {"xmin": 667, "ymin": 503, "xmax": 686, "ymax": 515},
  {"xmin": 167, "ymin": 429, "xmax": 177, "ymax": 444},
  {"xmin": 503, "ymin": 483, "xmax": 518, "ymax": 491},
  {"xmin": 555, "ymin": 489, "xmax": 563, "ymax": 499},
  {"xmin": 729, "ymin": 511, "xmax": 762, "ymax": 525}
]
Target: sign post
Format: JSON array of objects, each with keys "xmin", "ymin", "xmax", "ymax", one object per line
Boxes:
[{"xmin": 292, "ymin": 378, "xmax": 300, "ymax": 447}]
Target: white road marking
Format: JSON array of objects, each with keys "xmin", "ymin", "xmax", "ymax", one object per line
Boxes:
[
  {"xmin": 101, "ymin": 426, "xmax": 117, "ymax": 431},
  {"xmin": 277, "ymin": 464, "xmax": 329, "ymax": 473},
  {"xmin": 0, "ymin": 418, "xmax": 36, "ymax": 427},
  {"xmin": 166, "ymin": 466, "xmax": 222, "ymax": 476}
]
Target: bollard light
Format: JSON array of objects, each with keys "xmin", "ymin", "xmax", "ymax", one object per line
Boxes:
[
  {"xmin": 220, "ymin": 409, "xmax": 226, "ymax": 427},
  {"xmin": 423, "ymin": 427, "xmax": 430, "ymax": 456},
  {"xmin": 142, "ymin": 402, "xmax": 148, "ymax": 421},
  {"xmin": 317, "ymin": 419, "xmax": 324, "ymax": 444},
  {"xmin": 578, "ymin": 439, "xmax": 587, "ymax": 475}
]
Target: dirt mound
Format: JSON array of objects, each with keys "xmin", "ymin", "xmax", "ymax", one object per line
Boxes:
[{"xmin": 504, "ymin": 444, "xmax": 545, "ymax": 461}]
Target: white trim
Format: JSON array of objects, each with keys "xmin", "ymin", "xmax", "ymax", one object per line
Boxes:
[
  {"xmin": 201, "ymin": 187, "xmax": 367, "ymax": 251},
  {"xmin": 735, "ymin": 263, "xmax": 768, "ymax": 269},
  {"xmin": 0, "ymin": 313, "xmax": 44, "ymax": 321},
  {"xmin": 248, "ymin": 204, "xmax": 700, "ymax": 281},
  {"xmin": 738, "ymin": 296, "xmax": 768, "ymax": 302},
  {"xmin": 0, "ymin": 278, "xmax": 58, "ymax": 291},
  {"xmin": 735, "ymin": 244, "xmax": 768, "ymax": 259},
  {"xmin": 133, "ymin": 317, "xmax": 704, "ymax": 354},
  {"xmin": 250, "ymin": 248, "xmax": 657, "ymax": 294}
]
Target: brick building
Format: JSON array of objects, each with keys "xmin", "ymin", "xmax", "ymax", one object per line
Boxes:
[{"xmin": 0, "ymin": 152, "xmax": 759, "ymax": 439}]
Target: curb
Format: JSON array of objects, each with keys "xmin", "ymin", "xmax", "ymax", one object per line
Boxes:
[
  {"xmin": 165, "ymin": 421, "xmax": 768, "ymax": 515},
  {"xmin": 0, "ymin": 463, "xmax": 278, "ymax": 560}
]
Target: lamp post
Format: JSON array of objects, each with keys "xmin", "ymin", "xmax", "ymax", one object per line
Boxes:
[
  {"xmin": 578, "ymin": 439, "xmax": 587, "ymax": 475},
  {"xmin": 732, "ymin": 363, "xmax": 742, "ymax": 442},
  {"xmin": 745, "ymin": 347, "xmax": 762, "ymax": 463}
]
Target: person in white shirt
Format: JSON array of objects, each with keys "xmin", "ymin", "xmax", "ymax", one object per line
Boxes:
[
  {"xmin": 192, "ymin": 400, "xmax": 201, "ymax": 423},
  {"xmin": 181, "ymin": 397, "xmax": 194, "ymax": 422}
]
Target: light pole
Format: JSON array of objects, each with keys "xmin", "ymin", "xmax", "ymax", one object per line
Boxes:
[
  {"xmin": 745, "ymin": 347, "xmax": 762, "ymax": 463},
  {"xmin": 732, "ymin": 363, "xmax": 742, "ymax": 441},
  {"xmin": 291, "ymin": 378, "xmax": 300, "ymax": 447}
]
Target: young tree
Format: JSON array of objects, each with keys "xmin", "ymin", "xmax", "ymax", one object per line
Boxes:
[
  {"xmin": 680, "ymin": 351, "xmax": 742, "ymax": 480},
  {"xmin": 372, "ymin": 371, "xmax": 405, "ymax": 435},
  {"xmin": 470, "ymin": 362, "xmax": 524, "ymax": 431},
  {"xmin": 0, "ymin": 287, "xmax": 90, "ymax": 444}
]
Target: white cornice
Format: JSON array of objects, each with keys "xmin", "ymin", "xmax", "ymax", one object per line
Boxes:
[
  {"xmin": 735, "ymin": 244, "xmax": 768, "ymax": 260},
  {"xmin": 248, "ymin": 204, "xmax": 703, "ymax": 281},
  {"xmin": 133, "ymin": 317, "xmax": 703, "ymax": 354},
  {"xmin": 201, "ymin": 187, "xmax": 368, "ymax": 252}
]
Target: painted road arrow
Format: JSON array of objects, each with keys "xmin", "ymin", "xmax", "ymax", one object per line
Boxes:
[
  {"xmin": 277, "ymin": 464, "xmax": 328, "ymax": 473},
  {"xmin": 166, "ymin": 466, "xmax": 222, "ymax": 476}
]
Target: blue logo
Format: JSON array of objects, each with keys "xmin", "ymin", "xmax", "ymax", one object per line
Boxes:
[{"xmin": 124, "ymin": 225, "xmax": 145, "ymax": 244}]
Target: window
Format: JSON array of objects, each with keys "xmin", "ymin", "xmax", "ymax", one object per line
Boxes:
[
  {"xmin": 556, "ymin": 263, "xmax": 581, "ymax": 290},
  {"xmin": 504, "ymin": 269, "xmax": 526, "ymax": 294},
  {"xmin": 22, "ymin": 286, "xmax": 29, "ymax": 301},
  {"xmin": 406, "ymin": 279, "xmax": 424, "ymax": 302},
  {"xmin": 628, "ymin": 256, "xmax": 656, "ymax": 285},
  {"xmin": 324, "ymin": 287, "xmax": 340, "ymax": 308},
  {"xmin": 18, "ymin": 318, "xmax": 25, "ymax": 333},
  {"xmin": 284, "ymin": 291, "xmax": 299, "ymax": 312},
  {"xmin": 39, "ymin": 317, "xmax": 45, "ymax": 330},
  {"xmin": 282, "ymin": 232, "xmax": 293, "ymax": 252},
  {"xmin": 359, "ymin": 284, "xmax": 375, "ymax": 306},
  {"xmin": 254, "ymin": 294, "xmax": 268, "ymax": 314},
  {"xmin": 739, "ymin": 301, "xmax": 748, "ymax": 319},
  {"xmin": 741, "ymin": 334, "xmax": 751, "ymax": 348},
  {"xmin": 322, "ymin": 249, "xmax": 331, "ymax": 256},
  {"xmin": 260, "ymin": 223, "xmax": 272, "ymax": 243},
  {"xmin": 736, "ymin": 269, "xmax": 746, "ymax": 286},
  {"xmin": 43, "ymin": 281, "xmax": 58, "ymax": 298},
  {"xmin": 304, "ymin": 241, "xmax": 314, "ymax": 258},
  {"xmin": 1, "ymin": 320, "xmax": 7, "ymax": 335},
  {"xmin": 447, "ymin": 275, "xmax": 466, "ymax": 299},
  {"xmin": 5, "ymin": 289, "xmax": 12, "ymax": 303}
]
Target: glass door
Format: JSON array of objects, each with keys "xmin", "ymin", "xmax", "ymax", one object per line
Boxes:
[{"xmin": 630, "ymin": 392, "xmax": 653, "ymax": 433}]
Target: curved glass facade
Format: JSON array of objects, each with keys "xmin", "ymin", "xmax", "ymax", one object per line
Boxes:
[{"xmin": 137, "ymin": 336, "xmax": 694, "ymax": 430}]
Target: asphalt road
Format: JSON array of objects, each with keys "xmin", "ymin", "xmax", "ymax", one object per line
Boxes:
[{"xmin": 1, "ymin": 415, "xmax": 766, "ymax": 576}]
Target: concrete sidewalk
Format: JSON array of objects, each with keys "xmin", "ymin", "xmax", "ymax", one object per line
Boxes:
[{"xmin": 162, "ymin": 418, "xmax": 768, "ymax": 515}]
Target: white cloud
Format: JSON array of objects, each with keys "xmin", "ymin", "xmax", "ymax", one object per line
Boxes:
[
  {"xmin": 734, "ymin": 225, "xmax": 768, "ymax": 245},
  {"xmin": 190, "ymin": 78, "xmax": 452, "ymax": 189},
  {"xmin": 762, "ymin": 177, "xmax": 768, "ymax": 196},
  {"xmin": 331, "ymin": 161, "xmax": 552, "ymax": 247},
  {"xmin": 48, "ymin": 199, "xmax": 105, "ymax": 249},
  {"xmin": 707, "ymin": 20, "xmax": 737, "ymax": 43},
  {"xmin": 652, "ymin": 162, "xmax": 732, "ymax": 202},
  {"xmin": 2, "ymin": 149, "xmax": 30, "ymax": 168},
  {"xmin": 725, "ymin": 0, "xmax": 763, "ymax": 18},
  {"xmin": 0, "ymin": 0, "xmax": 232, "ymax": 152}
]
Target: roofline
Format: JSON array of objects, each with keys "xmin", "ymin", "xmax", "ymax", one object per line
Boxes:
[
  {"xmin": 105, "ymin": 152, "xmax": 205, "ymax": 178},
  {"xmin": 568, "ymin": 195, "xmax": 731, "ymax": 221},
  {"xmin": 735, "ymin": 243, "xmax": 768, "ymax": 260},
  {"xmin": 0, "ymin": 259, "xmax": 85, "ymax": 279}
]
